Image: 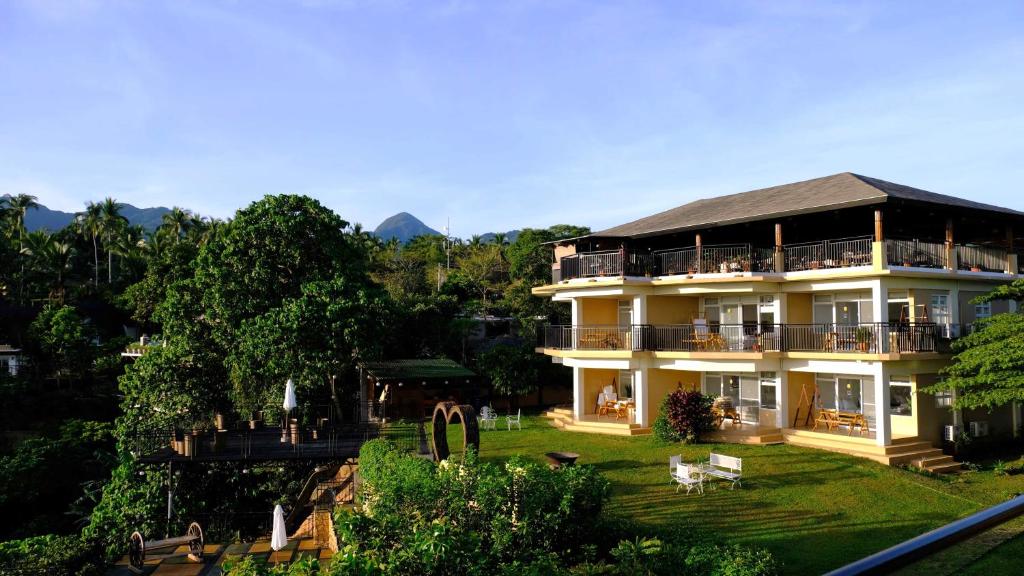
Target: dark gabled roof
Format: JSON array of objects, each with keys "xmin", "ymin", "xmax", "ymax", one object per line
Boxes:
[
  {"xmin": 595, "ymin": 172, "xmax": 1023, "ymax": 239},
  {"xmin": 360, "ymin": 358, "xmax": 475, "ymax": 383}
]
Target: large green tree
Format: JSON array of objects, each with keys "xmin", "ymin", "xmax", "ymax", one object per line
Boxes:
[{"xmin": 924, "ymin": 278, "xmax": 1024, "ymax": 409}]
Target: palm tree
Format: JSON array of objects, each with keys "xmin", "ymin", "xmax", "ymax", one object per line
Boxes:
[
  {"xmin": 469, "ymin": 235, "xmax": 483, "ymax": 248},
  {"xmin": 491, "ymin": 232, "xmax": 508, "ymax": 247},
  {"xmin": 6, "ymin": 194, "xmax": 38, "ymax": 241},
  {"xmin": 100, "ymin": 198, "xmax": 128, "ymax": 284},
  {"xmin": 76, "ymin": 202, "xmax": 103, "ymax": 287},
  {"xmin": 161, "ymin": 207, "xmax": 193, "ymax": 242},
  {"xmin": 19, "ymin": 230, "xmax": 73, "ymax": 303}
]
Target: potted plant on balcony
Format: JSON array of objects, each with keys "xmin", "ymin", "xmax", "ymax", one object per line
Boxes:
[{"xmin": 855, "ymin": 327, "xmax": 873, "ymax": 352}]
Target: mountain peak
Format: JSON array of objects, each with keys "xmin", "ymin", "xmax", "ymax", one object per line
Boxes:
[{"xmin": 374, "ymin": 212, "xmax": 441, "ymax": 243}]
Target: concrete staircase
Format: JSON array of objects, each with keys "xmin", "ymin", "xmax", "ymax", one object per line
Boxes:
[
  {"xmin": 782, "ymin": 429, "xmax": 962, "ymax": 473},
  {"xmin": 542, "ymin": 406, "xmax": 651, "ymax": 436}
]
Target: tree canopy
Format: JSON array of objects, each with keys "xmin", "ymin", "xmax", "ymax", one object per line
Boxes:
[{"xmin": 924, "ymin": 278, "xmax": 1024, "ymax": 410}]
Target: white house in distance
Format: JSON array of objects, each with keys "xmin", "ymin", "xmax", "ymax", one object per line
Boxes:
[
  {"xmin": 0, "ymin": 344, "xmax": 23, "ymax": 376},
  {"xmin": 533, "ymin": 173, "xmax": 1023, "ymax": 474}
]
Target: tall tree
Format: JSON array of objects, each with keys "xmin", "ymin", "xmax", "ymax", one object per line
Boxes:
[
  {"xmin": 161, "ymin": 207, "xmax": 194, "ymax": 242},
  {"xmin": 924, "ymin": 278, "xmax": 1024, "ymax": 409},
  {"xmin": 76, "ymin": 202, "xmax": 103, "ymax": 287},
  {"xmin": 7, "ymin": 194, "xmax": 39, "ymax": 303},
  {"xmin": 100, "ymin": 198, "xmax": 128, "ymax": 284}
]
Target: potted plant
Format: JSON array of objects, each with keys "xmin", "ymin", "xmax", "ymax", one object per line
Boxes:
[
  {"xmin": 970, "ymin": 265, "xmax": 982, "ymax": 272},
  {"xmin": 855, "ymin": 327, "xmax": 873, "ymax": 352}
]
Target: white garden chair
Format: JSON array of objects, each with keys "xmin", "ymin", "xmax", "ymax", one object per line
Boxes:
[
  {"xmin": 506, "ymin": 408, "xmax": 522, "ymax": 431},
  {"xmin": 672, "ymin": 463, "xmax": 704, "ymax": 495},
  {"xmin": 479, "ymin": 406, "xmax": 498, "ymax": 430},
  {"xmin": 668, "ymin": 454, "xmax": 682, "ymax": 484}
]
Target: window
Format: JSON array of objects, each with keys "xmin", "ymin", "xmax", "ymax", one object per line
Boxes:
[
  {"xmin": 889, "ymin": 378, "xmax": 913, "ymax": 416},
  {"xmin": 975, "ymin": 302, "xmax": 992, "ymax": 320},
  {"xmin": 618, "ymin": 370, "xmax": 633, "ymax": 399},
  {"xmin": 935, "ymin": 389, "xmax": 953, "ymax": 408},
  {"xmin": 760, "ymin": 372, "xmax": 777, "ymax": 409},
  {"xmin": 816, "ymin": 374, "xmax": 864, "ymax": 413}
]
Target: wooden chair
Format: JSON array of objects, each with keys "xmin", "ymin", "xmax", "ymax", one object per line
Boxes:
[{"xmin": 813, "ymin": 408, "xmax": 839, "ymax": 431}]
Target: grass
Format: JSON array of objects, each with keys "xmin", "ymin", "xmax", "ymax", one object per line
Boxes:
[{"xmin": 445, "ymin": 416, "xmax": 1024, "ymax": 575}]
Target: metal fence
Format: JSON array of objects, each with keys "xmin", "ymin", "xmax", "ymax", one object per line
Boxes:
[
  {"xmin": 885, "ymin": 238, "xmax": 949, "ymax": 269},
  {"xmin": 543, "ymin": 324, "xmax": 637, "ymax": 350},
  {"xmin": 956, "ymin": 244, "xmax": 1008, "ymax": 273},
  {"xmin": 648, "ymin": 324, "xmax": 782, "ymax": 352},
  {"xmin": 784, "ymin": 236, "xmax": 873, "ymax": 271}
]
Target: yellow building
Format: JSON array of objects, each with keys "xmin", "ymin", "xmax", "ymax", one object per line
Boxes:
[{"xmin": 533, "ymin": 173, "xmax": 1022, "ymax": 472}]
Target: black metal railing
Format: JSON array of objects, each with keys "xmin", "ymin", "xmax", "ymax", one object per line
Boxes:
[
  {"xmin": 956, "ymin": 244, "xmax": 1008, "ymax": 273},
  {"xmin": 885, "ymin": 238, "xmax": 948, "ymax": 269},
  {"xmin": 543, "ymin": 322, "xmax": 939, "ymax": 354},
  {"xmin": 784, "ymin": 236, "xmax": 873, "ymax": 271}
]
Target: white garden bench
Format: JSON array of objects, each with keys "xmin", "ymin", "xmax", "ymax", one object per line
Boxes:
[{"xmin": 703, "ymin": 453, "xmax": 742, "ymax": 489}]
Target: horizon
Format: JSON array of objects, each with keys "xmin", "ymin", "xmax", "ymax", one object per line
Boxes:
[{"xmin": 3, "ymin": 1, "xmax": 1024, "ymax": 236}]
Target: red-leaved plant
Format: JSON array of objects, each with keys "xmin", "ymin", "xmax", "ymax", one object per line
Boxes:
[{"xmin": 653, "ymin": 390, "xmax": 715, "ymax": 443}]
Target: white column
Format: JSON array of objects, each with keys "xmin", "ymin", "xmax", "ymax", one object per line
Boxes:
[
  {"xmin": 871, "ymin": 278, "xmax": 889, "ymax": 351},
  {"xmin": 777, "ymin": 292, "xmax": 788, "ymax": 323},
  {"xmin": 631, "ymin": 294, "xmax": 648, "ymax": 324},
  {"xmin": 571, "ymin": 298, "xmax": 580, "ymax": 325},
  {"xmin": 949, "ymin": 285, "xmax": 961, "ymax": 336},
  {"xmin": 873, "ymin": 362, "xmax": 892, "ymax": 446},
  {"xmin": 572, "ymin": 366, "xmax": 585, "ymax": 421},
  {"xmin": 776, "ymin": 371, "xmax": 789, "ymax": 428},
  {"xmin": 633, "ymin": 364, "xmax": 648, "ymax": 427}
]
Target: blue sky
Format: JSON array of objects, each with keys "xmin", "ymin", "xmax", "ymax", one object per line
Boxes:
[{"xmin": 2, "ymin": 1, "xmax": 1023, "ymax": 236}]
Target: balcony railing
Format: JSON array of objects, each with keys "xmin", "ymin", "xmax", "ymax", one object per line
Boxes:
[
  {"xmin": 956, "ymin": 244, "xmax": 1007, "ymax": 273},
  {"xmin": 785, "ymin": 236, "xmax": 873, "ymax": 272},
  {"xmin": 542, "ymin": 323, "xmax": 939, "ymax": 354},
  {"xmin": 552, "ymin": 237, "xmax": 1016, "ymax": 282},
  {"xmin": 886, "ymin": 238, "xmax": 949, "ymax": 269}
]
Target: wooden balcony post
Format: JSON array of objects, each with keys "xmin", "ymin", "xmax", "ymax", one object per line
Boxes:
[
  {"xmin": 1007, "ymin": 225, "xmax": 1017, "ymax": 275},
  {"xmin": 946, "ymin": 218, "xmax": 957, "ymax": 271},
  {"xmin": 874, "ymin": 209, "xmax": 884, "ymax": 242},
  {"xmin": 695, "ymin": 233, "xmax": 703, "ymax": 274},
  {"xmin": 872, "ymin": 209, "xmax": 887, "ymax": 271},
  {"xmin": 774, "ymin": 223, "xmax": 785, "ymax": 273}
]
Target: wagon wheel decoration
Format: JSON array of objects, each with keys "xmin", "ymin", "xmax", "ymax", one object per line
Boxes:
[
  {"xmin": 431, "ymin": 401, "xmax": 480, "ymax": 462},
  {"xmin": 128, "ymin": 531, "xmax": 145, "ymax": 570},
  {"xmin": 187, "ymin": 522, "xmax": 204, "ymax": 560}
]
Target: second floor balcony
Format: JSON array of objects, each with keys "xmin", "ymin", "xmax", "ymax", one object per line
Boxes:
[
  {"xmin": 541, "ymin": 322, "xmax": 943, "ymax": 355},
  {"xmin": 551, "ymin": 236, "xmax": 1017, "ymax": 282}
]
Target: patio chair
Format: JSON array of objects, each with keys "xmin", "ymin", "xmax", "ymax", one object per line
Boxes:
[
  {"xmin": 672, "ymin": 463, "xmax": 704, "ymax": 495},
  {"xmin": 506, "ymin": 408, "xmax": 522, "ymax": 431},
  {"xmin": 692, "ymin": 318, "xmax": 726, "ymax": 351},
  {"xmin": 668, "ymin": 454, "xmax": 681, "ymax": 484},
  {"xmin": 479, "ymin": 406, "xmax": 498, "ymax": 430},
  {"xmin": 597, "ymin": 386, "xmax": 618, "ymax": 416}
]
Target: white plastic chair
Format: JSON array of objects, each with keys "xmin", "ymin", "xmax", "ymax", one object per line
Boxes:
[
  {"xmin": 506, "ymin": 408, "xmax": 522, "ymax": 430},
  {"xmin": 672, "ymin": 463, "xmax": 704, "ymax": 495},
  {"xmin": 479, "ymin": 406, "xmax": 498, "ymax": 430}
]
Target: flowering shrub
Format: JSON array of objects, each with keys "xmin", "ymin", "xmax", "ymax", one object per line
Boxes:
[{"xmin": 653, "ymin": 391, "xmax": 715, "ymax": 443}]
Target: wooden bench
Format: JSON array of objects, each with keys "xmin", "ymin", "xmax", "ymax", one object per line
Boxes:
[
  {"xmin": 128, "ymin": 522, "xmax": 204, "ymax": 572},
  {"xmin": 813, "ymin": 409, "xmax": 869, "ymax": 436},
  {"xmin": 703, "ymin": 453, "xmax": 742, "ymax": 490}
]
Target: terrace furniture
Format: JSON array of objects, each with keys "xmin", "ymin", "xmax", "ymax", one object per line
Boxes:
[
  {"xmin": 691, "ymin": 319, "xmax": 727, "ymax": 351},
  {"xmin": 479, "ymin": 406, "xmax": 498, "ymax": 430},
  {"xmin": 834, "ymin": 410, "xmax": 869, "ymax": 436},
  {"xmin": 672, "ymin": 463, "xmax": 705, "ymax": 495},
  {"xmin": 128, "ymin": 522, "xmax": 204, "ymax": 571},
  {"xmin": 506, "ymin": 409, "xmax": 522, "ymax": 430},
  {"xmin": 703, "ymin": 453, "xmax": 743, "ymax": 490},
  {"xmin": 597, "ymin": 387, "xmax": 618, "ymax": 415},
  {"xmin": 813, "ymin": 408, "xmax": 840, "ymax": 431},
  {"xmin": 711, "ymin": 397, "xmax": 740, "ymax": 428},
  {"xmin": 612, "ymin": 400, "xmax": 634, "ymax": 420},
  {"xmin": 579, "ymin": 331, "xmax": 620, "ymax": 349},
  {"xmin": 668, "ymin": 454, "xmax": 682, "ymax": 484}
]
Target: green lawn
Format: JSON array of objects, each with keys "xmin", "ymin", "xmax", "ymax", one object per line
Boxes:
[{"xmin": 451, "ymin": 416, "xmax": 1023, "ymax": 575}]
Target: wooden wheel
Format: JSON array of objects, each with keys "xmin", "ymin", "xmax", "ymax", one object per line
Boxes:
[
  {"xmin": 187, "ymin": 522, "xmax": 204, "ymax": 560},
  {"xmin": 128, "ymin": 531, "xmax": 145, "ymax": 570}
]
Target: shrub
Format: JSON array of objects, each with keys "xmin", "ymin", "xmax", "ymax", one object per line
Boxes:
[
  {"xmin": 654, "ymin": 391, "xmax": 715, "ymax": 443},
  {"xmin": 0, "ymin": 534, "xmax": 102, "ymax": 576}
]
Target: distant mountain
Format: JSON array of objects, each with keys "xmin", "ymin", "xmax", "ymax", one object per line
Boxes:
[
  {"xmin": 373, "ymin": 212, "xmax": 442, "ymax": 244},
  {"xmin": 1, "ymin": 195, "xmax": 171, "ymax": 232},
  {"xmin": 479, "ymin": 230, "xmax": 521, "ymax": 244}
]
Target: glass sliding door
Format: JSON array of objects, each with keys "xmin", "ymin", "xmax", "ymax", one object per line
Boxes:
[{"xmin": 837, "ymin": 378, "xmax": 862, "ymax": 411}]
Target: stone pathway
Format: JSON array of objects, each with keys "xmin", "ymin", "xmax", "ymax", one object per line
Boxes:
[{"xmin": 106, "ymin": 538, "xmax": 334, "ymax": 575}]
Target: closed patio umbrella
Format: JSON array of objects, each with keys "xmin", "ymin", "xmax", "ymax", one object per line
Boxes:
[
  {"xmin": 283, "ymin": 378, "xmax": 297, "ymax": 412},
  {"xmin": 271, "ymin": 504, "xmax": 288, "ymax": 551}
]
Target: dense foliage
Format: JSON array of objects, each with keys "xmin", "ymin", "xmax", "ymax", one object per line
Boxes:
[
  {"xmin": 314, "ymin": 440, "xmax": 776, "ymax": 576},
  {"xmin": 653, "ymin": 391, "xmax": 716, "ymax": 443},
  {"xmin": 0, "ymin": 534, "xmax": 103, "ymax": 576},
  {"xmin": 925, "ymin": 278, "xmax": 1024, "ymax": 410}
]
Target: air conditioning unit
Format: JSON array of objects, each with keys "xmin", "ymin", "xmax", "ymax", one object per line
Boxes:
[
  {"xmin": 943, "ymin": 425, "xmax": 961, "ymax": 442},
  {"xmin": 969, "ymin": 421, "xmax": 989, "ymax": 438}
]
